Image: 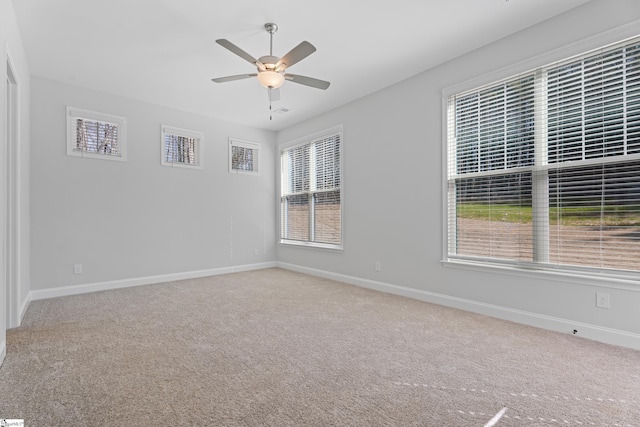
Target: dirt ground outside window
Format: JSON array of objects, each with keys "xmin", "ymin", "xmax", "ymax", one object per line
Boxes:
[{"xmin": 455, "ymin": 218, "xmax": 640, "ymax": 272}]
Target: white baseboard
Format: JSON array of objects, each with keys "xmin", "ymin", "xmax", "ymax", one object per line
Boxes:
[
  {"xmin": 30, "ymin": 261, "xmax": 277, "ymax": 301},
  {"xmin": 19, "ymin": 292, "xmax": 32, "ymax": 325},
  {"xmin": 277, "ymin": 262, "xmax": 640, "ymax": 351},
  {"xmin": 0, "ymin": 339, "xmax": 6, "ymax": 367}
]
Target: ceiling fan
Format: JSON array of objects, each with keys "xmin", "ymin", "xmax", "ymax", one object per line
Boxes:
[{"xmin": 212, "ymin": 23, "xmax": 330, "ymax": 118}]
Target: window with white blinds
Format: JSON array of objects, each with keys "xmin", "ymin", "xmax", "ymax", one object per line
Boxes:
[
  {"xmin": 229, "ymin": 138, "xmax": 260, "ymax": 174},
  {"xmin": 67, "ymin": 107, "xmax": 127, "ymax": 161},
  {"xmin": 280, "ymin": 126, "xmax": 342, "ymax": 248},
  {"xmin": 446, "ymin": 36, "xmax": 640, "ymax": 276},
  {"xmin": 161, "ymin": 125, "xmax": 203, "ymax": 169}
]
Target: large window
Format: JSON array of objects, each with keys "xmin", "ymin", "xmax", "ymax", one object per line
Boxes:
[
  {"xmin": 446, "ymin": 36, "xmax": 640, "ymax": 276},
  {"xmin": 280, "ymin": 126, "xmax": 342, "ymax": 248}
]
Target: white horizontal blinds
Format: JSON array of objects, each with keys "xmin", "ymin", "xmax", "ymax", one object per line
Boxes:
[
  {"xmin": 164, "ymin": 134, "xmax": 199, "ymax": 166},
  {"xmin": 448, "ymin": 35, "xmax": 640, "ymax": 274},
  {"xmin": 627, "ymin": 42, "xmax": 640, "ymax": 153},
  {"xmin": 548, "ymin": 161, "xmax": 640, "ymax": 271},
  {"xmin": 548, "ymin": 42, "xmax": 640, "ymax": 162},
  {"xmin": 75, "ymin": 118, "xmax": 120, "ymax": 156},
  {"xmin": 313, "ymin": 133, "xmax": 341, "ymax": 244},
  {"xmin": 449, "ymin": 73, "xmax": 536, "ymax": 262},
  {"xmin": 281, "ymin": 144, "xmax": 310, "ymax": 242},
  {"xmin": 546, "ymin": 39, "xmax": 640, "ymax": 271},
  {"xmin": 231, "ymin": 145, "xmax": 257, "ymax": 172},
  {"xmin": 455, "ymin": 75, "xmax": 536, "ymax": 175},
  {"xmin": 454, "ymin": 173, "xmax": 534, "ymax": 261},
  {"xmin": 280, "ymin": 129, "xmax": 342, "ymax": 246}
]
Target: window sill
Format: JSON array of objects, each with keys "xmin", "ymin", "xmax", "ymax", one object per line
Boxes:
[
  {"xmin": 441, "ymin": 258, "xmax": 640, "ymax": 292},
  {"xmin": 160, "ymin": 162, "xmax": 202, "ymax": 170},
  {"xmin": 279, "ymin": 240, "xmax": 344, "ymax": 252},
  {"xmin": 69, "ymin": 150, "xmax": 126, "ymax": 162}
]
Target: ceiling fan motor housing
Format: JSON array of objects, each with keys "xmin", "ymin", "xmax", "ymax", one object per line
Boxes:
[{"xmin": 258, "ymin": 56, "xmax": 280, "ymax": 71}]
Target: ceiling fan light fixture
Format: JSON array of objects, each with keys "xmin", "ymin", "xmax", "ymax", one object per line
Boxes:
[{"xmin": 257, "ymin": 71, "xmax": 285, "ymax": 89}]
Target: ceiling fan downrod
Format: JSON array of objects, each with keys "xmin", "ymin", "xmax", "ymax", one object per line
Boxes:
[
  {"xmin": 265, "ymin": 23, "xmax": 278, "ymax": 56},
  {"xmin": 266, "ymin": 23, "xmax": 278, "ymax": 120}
]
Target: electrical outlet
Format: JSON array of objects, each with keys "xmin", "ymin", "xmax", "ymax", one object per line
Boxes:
[
  {"xmin": 374, "ymin": 261, "xmax": 381, "ymax": 272},
  {"xmin": 73, "ymin": 264, "xmax": 83, "ymax": 274},
  {"xmin": 254, "ymin": 249, "xmax": 260, "ymax": 256},
  {"xmin": 596, "ymin": 292, "xmax": 610, "ymax": 309}
]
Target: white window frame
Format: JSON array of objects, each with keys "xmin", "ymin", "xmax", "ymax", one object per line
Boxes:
[
  {"xmin": 229, "ymin": 138, "xmax": 260, "ymax": 175},
  {"xmin": 442, "ymin": 29, "xmax": 640, "ymax": 288},
  {"xmin": 67, "ymin": 106, "xmax": 127, "ymax": 161},
  {"xmin": 161, "ymin": 125, "xmax": 203, "ymax": 169},
  {"xmin": 279, "ymin": 125, "xmax": 343, "ymax": 250}
]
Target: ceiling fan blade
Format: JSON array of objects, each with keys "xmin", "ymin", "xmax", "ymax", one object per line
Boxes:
[
  {"xmin": 284, "ymin": 74, "xmax": 330, "ymax": 90},
  {"xmin": 275, "ymin": 41, "xmax": 316, "ymax": 70},
  {"xmin": 216, "ymin": 39, "xmax": 262, "ymax": 67},
  {"xmin": 211, "ymin": 74, "xmax": 257, "ymax": 83},
  {"xmin": 268, "ymin": 87, "xmax": 281, "ymax": 102}
]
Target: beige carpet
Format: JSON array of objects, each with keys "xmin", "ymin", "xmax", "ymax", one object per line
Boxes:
[{"xmin": 0, "ymin": 268, "xmax": 639, "ymax": 426}]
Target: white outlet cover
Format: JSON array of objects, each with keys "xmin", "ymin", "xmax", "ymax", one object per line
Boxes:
[{"xmin": 596, "ymin": 292, "xmax": 610, "ymax": 309}]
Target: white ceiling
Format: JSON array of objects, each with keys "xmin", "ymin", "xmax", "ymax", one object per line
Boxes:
[{"xmin": 13, "ymin": 0, "xmax": 592, "ymax": 131}]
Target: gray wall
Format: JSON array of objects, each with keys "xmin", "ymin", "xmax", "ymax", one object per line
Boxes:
[
  {"xmin": 276, "ymin": 0, "xmax": 640, "ymax": 346},
  {"xmin": 15, "ymin": 0, "xmax": 640, "ymax": 351},
  {"xmin": 30, "ymin": 77, "xmax": 276, "ymax": 291}
]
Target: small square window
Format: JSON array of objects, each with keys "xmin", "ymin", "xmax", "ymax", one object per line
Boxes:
[
  {"xmin": 161, "ymin": 125, "xmax": 203, "ymax": 169},
  {"xmin": 67, "ymin": 106, "xmax": 127, "ymax": 161},
  {"xmin": 229, "ymin": 138, "xmax": 260, "ymax": 175}
]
